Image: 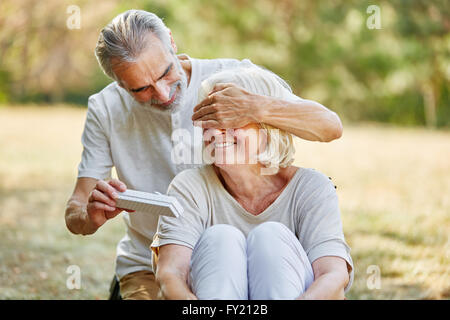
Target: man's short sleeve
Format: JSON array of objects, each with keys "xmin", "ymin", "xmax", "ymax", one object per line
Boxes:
[
  {"xmin": 77, "ymin": 96, "xmax": 113, "ymax": 180},
  {"xmin": 297, "ymin": 170, "xmax": 354, "ymax": 292}
]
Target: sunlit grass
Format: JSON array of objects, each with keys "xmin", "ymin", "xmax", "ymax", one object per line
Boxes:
[
  {"xmin": 0, "ymin": 105, "xmax": 125, "ymax": 299},
  {"xmin": 0, "ymin": 106, "xmax": 449, "ymax": 299},
  {"xmin": 293, "ymin": 124, "xmax": 450, "ymax": 299}
]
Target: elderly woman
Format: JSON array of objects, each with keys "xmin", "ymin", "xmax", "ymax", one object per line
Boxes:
[{"xmin": 151, "ymin": 66, "xmax": 354, "ymax": 300}]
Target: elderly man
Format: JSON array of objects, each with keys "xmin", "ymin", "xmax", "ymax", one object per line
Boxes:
[{"xmin": 64, "ymin": 9, "xmax": 343, "ymax": 300}]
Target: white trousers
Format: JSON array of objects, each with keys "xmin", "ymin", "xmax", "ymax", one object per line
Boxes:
[{"xmin": 189, "ymin": 222, "xmax": 314, "ymax": 300}]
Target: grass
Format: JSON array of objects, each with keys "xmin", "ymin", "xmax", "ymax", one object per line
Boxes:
[
  {"xmin": 293, "ymin": 123, "xmax": 450, "ymax": 299},
  {"xmin": 0, "ymin": 106, "xmax": 449, "ymax": 299}
]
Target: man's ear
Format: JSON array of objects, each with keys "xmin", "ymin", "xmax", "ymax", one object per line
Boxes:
[{"xmin": 168, "ymin": 28, "xmax": 177, "ymax": 54}]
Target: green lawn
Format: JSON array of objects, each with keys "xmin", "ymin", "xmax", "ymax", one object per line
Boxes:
[{"xmin": 0, "ymin": 106, "xmax": 449, "ymax": 299}]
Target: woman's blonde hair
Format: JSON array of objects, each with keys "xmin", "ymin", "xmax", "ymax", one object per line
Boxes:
[{"xmin": 198, "ymin": 65, "xmax": 296, "ymax": 170}]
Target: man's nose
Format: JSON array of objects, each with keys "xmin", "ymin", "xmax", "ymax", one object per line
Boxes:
[{"xmin": 153, "ymin": 82, "xmax": 171, "ymax": 103}]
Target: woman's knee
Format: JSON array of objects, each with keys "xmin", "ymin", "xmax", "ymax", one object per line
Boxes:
[
  {"xmin": 197, "ymin": 224, "xmax": 246, "ymax": 250},
  {"xmin": 248, "ymin": 221, "xmax": 290, "ymax": 243},
  {"xmin": 247, "ymin": 222, "xmax": 305, "ymax": 260}
]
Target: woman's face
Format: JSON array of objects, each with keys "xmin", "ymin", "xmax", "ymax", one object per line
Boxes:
[{"xmin": 203, "ymin": 122, "xmax": 268, "ymax": 167}]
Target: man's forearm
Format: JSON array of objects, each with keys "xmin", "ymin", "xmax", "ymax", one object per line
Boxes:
[{"xmin": 256, "ymin": 96, "xmax": 343, "ymax": 142}]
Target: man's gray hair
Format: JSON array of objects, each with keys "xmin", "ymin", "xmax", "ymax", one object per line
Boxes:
[{"xmin": 95, "ymin": 10, "xmax": 172, "ymax": 79}]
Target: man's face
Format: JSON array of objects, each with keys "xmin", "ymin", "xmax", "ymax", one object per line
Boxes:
[{"xmin": 112, "ymin": 33, "xmax": 187, "ymax": 112}]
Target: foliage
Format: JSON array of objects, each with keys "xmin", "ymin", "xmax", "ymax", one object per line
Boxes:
[{"xmin": 0, "ymin": 0, "xmax": 448, "ymax": 126}]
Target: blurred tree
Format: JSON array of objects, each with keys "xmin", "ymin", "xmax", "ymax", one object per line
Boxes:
[
  {"xmin": 0, "ymin": 0, "xmax": 119, "ymax": 103},
  {"xmin": 0, "ymin": 0, "xmax": 448, "ymax": 127},
  {"xmin": 389, "ymin": 0, "xmax": 449, "ymax": 128}
]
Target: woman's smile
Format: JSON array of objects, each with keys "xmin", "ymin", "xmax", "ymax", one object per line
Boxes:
[{"xmin": 214, "ymin": 141, "xmax": 236, "ymax": 148}]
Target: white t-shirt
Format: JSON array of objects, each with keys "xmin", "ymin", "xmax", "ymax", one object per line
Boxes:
[
  {"xmin": 151, "ymin": 165, "xmax": 354, "ymax": 292},
  {"xmin": 77, "ymin": 55, "xmax": 300, "ymax": 279}
]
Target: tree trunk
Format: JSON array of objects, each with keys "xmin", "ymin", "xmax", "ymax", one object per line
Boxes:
[{"xmin": 422, "ymin": 82, "xmax": 436, "ymax": 128}]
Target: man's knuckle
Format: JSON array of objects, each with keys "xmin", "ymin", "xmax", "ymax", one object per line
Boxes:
[
  {"xmin": 216, "ymin": 111, "xmax": 225, "ymax": 118},
  {"xmin": 93, "ymin": 202, "xmax": 103, "ymax": 210}
]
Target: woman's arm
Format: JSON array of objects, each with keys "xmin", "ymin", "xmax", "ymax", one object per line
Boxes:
[
  {"xmin": 155, "ymin": 244, "xmax": 197, "ymax": 300},
  {"xmin": 297, "ymin": 256, "xmax": 350, "ymax": 300}
]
